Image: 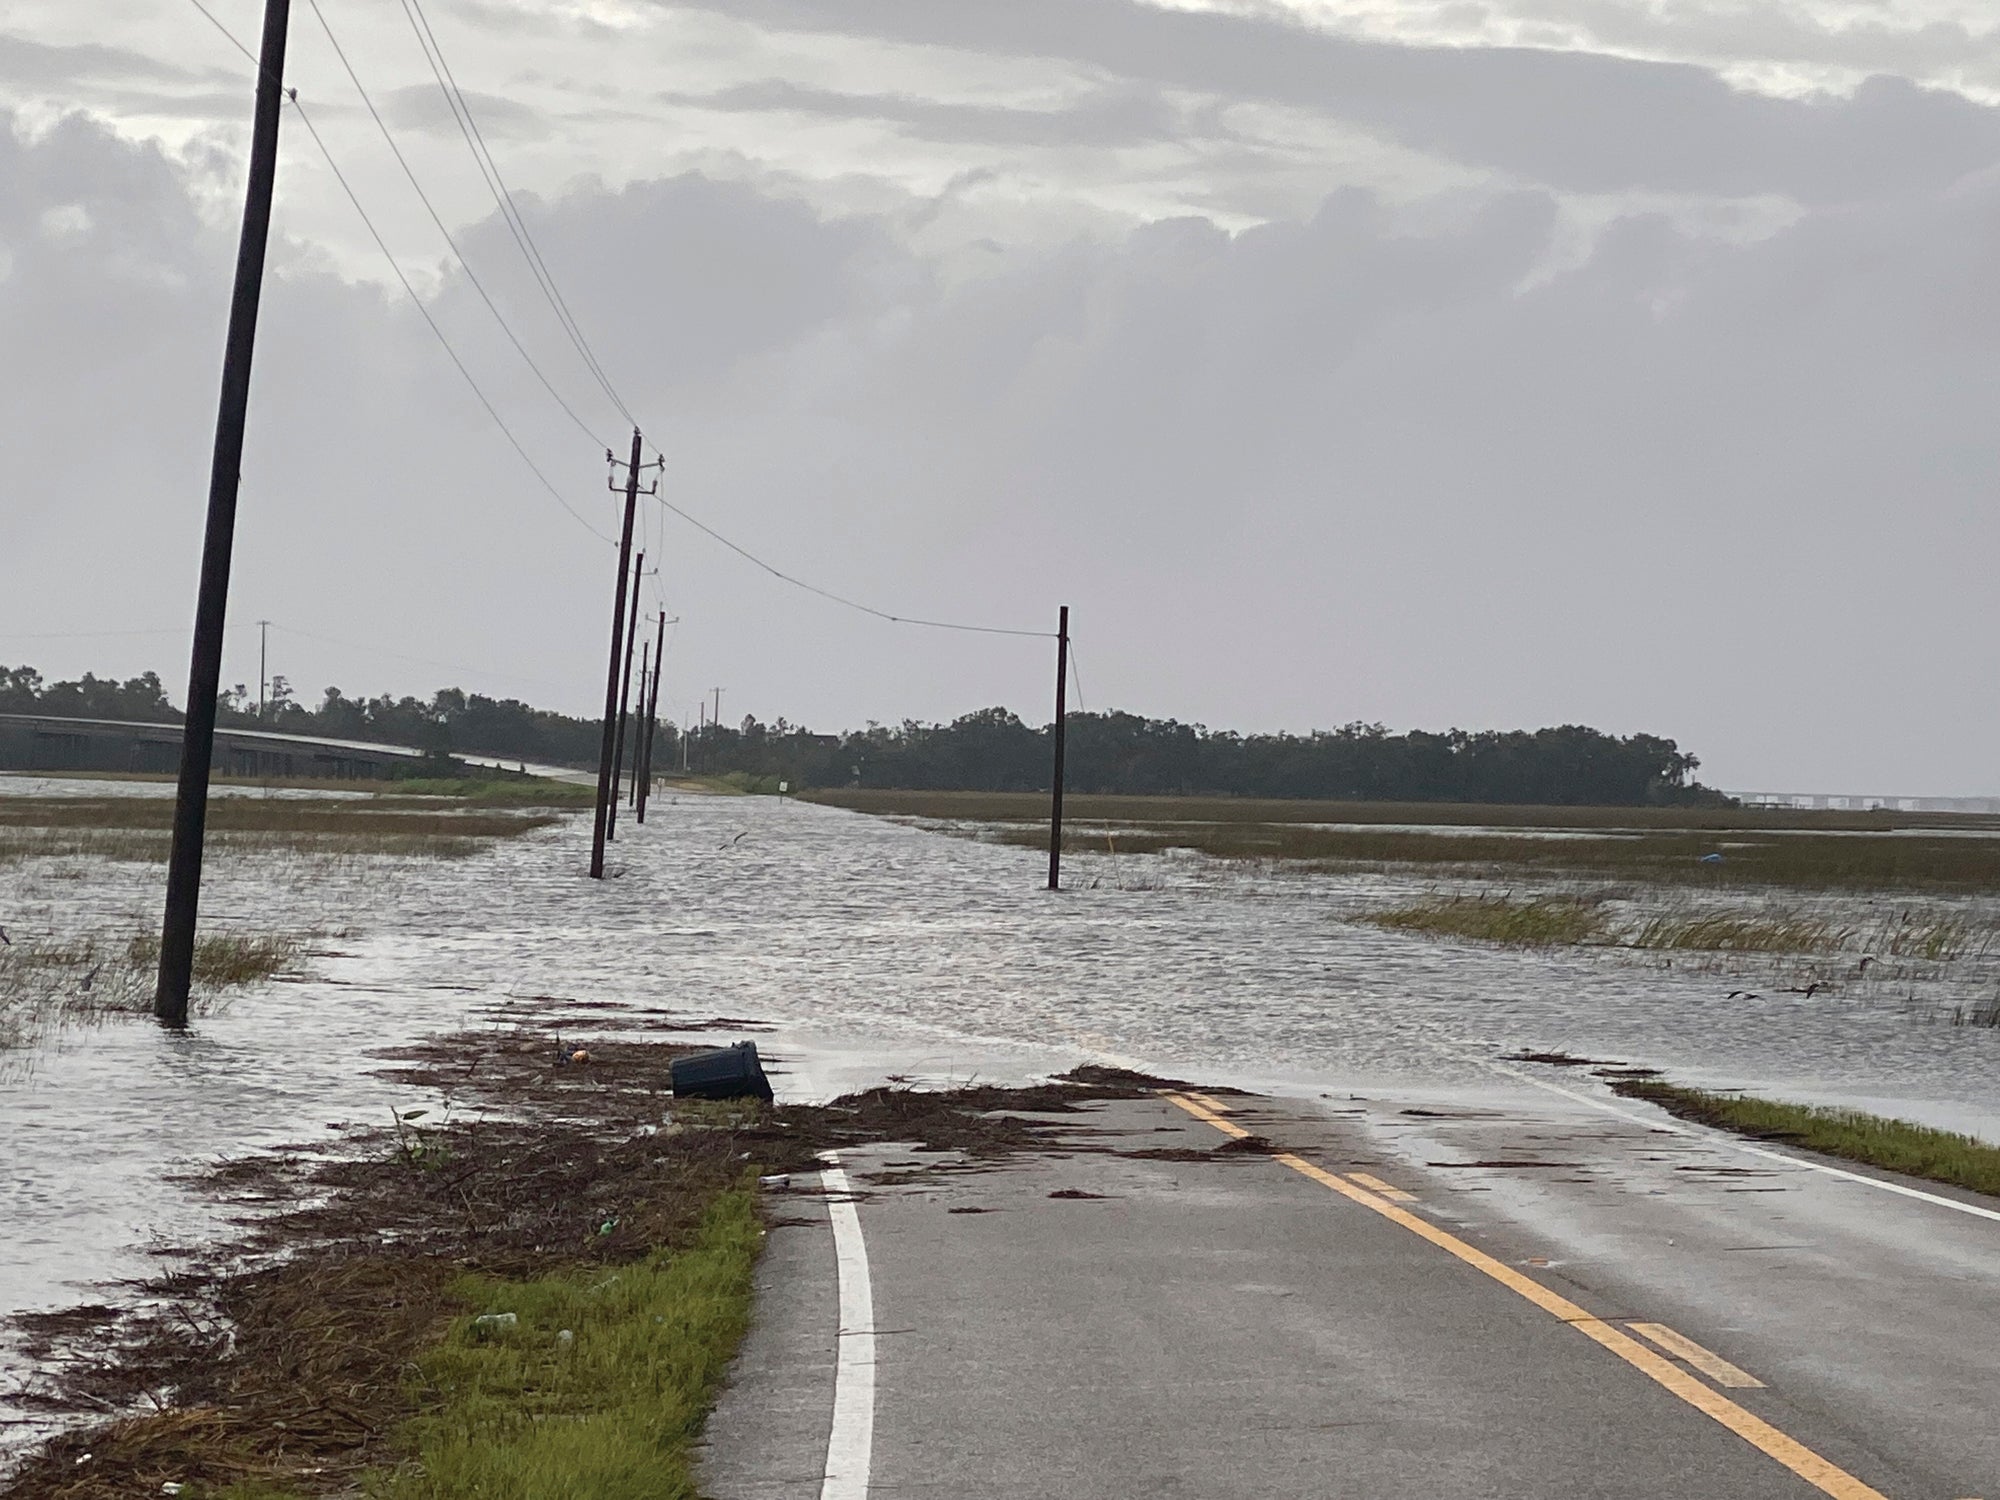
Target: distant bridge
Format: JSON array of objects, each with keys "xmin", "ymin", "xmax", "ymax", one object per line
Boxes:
[
  {"xmin": 0, "ymin": 715, "xmax": 592, "ymax": 785},
  {"xmin": 1731, "ymin": 789, "xmax": 2000, "ymax": 815}
]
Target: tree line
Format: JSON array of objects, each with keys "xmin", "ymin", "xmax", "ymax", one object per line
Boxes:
[{"xmin": 2, "ymin": 663, "xmax": 1724, "ymax": 805}]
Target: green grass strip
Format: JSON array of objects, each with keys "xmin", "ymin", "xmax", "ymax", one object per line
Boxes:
[
  {"xmin": 1615, "ymin": 1081, "xmax": 2000, "ymax": 1198},
  {"xmin": 382, "ymin": 1183, "xmax": 762, "ymax": 1500}
]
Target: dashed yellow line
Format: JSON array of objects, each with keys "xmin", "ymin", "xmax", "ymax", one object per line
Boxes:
[
  {"xmin": 1163, "ymin": 1092, "xmax": 1888, "ymax": 1500},
  {"xmin": 1629, "ymin": 1322, "xmax": 1765, "ymax": 1389}
]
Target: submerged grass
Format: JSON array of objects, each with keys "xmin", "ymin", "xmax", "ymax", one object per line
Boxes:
[
  {"xmin": 1367, "ymin": 894, "xmax": 1612, "ymax": 947},
  {"xmin": 970, "ymin": 818, "xmax": 2000, "ymax": 894},
  {"xmin": 0, "ymin": 928, "xmax": 306, "ymax": 1048},
  {"xmin": 1615, "ymin": 1079, "xmax": 2000, "ymax": 1198},
  {"xmin": 0, "ymin": 795, "xmax": 562, "ymax": 866},
  {"xmin": 1363, "ymin": 894, "xmax": 1992, "ymax": 959},
  {"xmin": 808, "ymin": 789, "xmax": 1990, "ymax": 834},
  {"xmin": 818, "ymin": 788, "xmax": 2000, "ymax": 893}
]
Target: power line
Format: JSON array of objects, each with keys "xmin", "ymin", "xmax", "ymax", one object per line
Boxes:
[
  {"xmin": 183, "ymin": 0, "xmax": 615, "ymax": 547},
  {"xmin": 398, "ymin": 0, "xmax": 637, "ymax": 429},
  {"xmin": 390, "ymin": 1, "xmax": 1043, "ymax": 641},
  {"xmin": 263, "ymin": 621, "xmax": 574, "ymax": 695},
  {"xmin": 0, "ymin": 628, "xmax": 182, "ymax": 641},
  {"xmin": 188, "ymin": 0, "xmax": 1052, "ymax": 639},
  {"xmin": 653, "ymin": 493, "xmax": 1053, "ymax": 638},
  {"xmin": 301, "ymin": 0, "xmax": 610, "ymax": 450}
]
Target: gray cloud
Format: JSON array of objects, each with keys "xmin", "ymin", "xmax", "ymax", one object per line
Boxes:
[
  {"xmin": 380, "ymin": 83, "xmax": 551, "ymax": 142},
  {"xmin": 0, "ymin": 34, "xmax": 226, "ymax": 92},
  {"xmin": 663, "ymin": 78, "xmax": 1190, "ymax": 151},
  {"xmin": 12, "ymin": 102, "xmax": 2000, "ymax": 792},
  {"xmin": 663, "ymin": 0, "xmax": 2000, "ymax": 204}
]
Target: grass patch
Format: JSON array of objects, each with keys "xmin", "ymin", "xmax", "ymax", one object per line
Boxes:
[
  {"xmin": 972, "ymin": 819, "xmax": 2000, "ymax": 894},
  {"xmin": 0, "ymin": 795, "xmax": 563, "ymax": 865},
  {"xmin": 808, "ymin": 788, "xmax": 1998, "ymax": 834},
  {"xmin": 817, "ymin": 789, "xmax": 2000, "ymax": 893},
  {"xmin": 1365, "ymin": 894, "xmax": 1612, "ymax": 947},
  {"xmin": 1364, "ymin": 894, "xmax": 1995, "ymax": 960},
  {"xmin": 388, "ymin": 1190, "xmax": 759, "ymax": 1500},
  {"xmin": 1620, "ymin": 911, "xmax": 1842, "ymax": 953},
  {"xmin": 1614, "ymin": 1079, "xmax": 2000, "ymax": 1198},
  {"xmin": 0, "ymin": 928, "xmax": 307, "ymax": 1049}
]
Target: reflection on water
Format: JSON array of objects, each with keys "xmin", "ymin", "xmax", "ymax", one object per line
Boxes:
[{"xmin": 4, "ymin": 788, "xmax": 2000, "ymax": 1348}]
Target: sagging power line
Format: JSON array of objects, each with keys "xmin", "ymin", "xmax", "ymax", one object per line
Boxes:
[
  {"xmin": 184, "ymin": 0, "xmax": 615, "ymax": 546},
  {"xmin": 304, "ymin": 0, "xmax": 611, "ymax": 449}
]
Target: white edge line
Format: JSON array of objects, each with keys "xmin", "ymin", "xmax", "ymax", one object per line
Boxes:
[
  {"xmin": 1487, "ymin": 1060, "xmax": 2000, "ymax": 1226},
  {"xmin": 818, "ymin": 1154, "xmax": 876, "ymax": 1500}
]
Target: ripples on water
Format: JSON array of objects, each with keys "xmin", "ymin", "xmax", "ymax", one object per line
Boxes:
[{"xmin": 3, "ymin": 783, "xmax": 1999, "ymax": 1345}]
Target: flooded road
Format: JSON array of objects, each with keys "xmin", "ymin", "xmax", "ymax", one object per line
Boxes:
[{"xmin": 4, "ymin": 784, "xmax": 1999, "ymax": 1395}]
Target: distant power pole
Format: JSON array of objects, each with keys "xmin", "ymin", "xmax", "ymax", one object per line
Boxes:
[
  {"xmin": 608, "ymin": 550, "xmax": 644, "ymax": 841},
  {"xmin": 156, "ymin": 0, "xmax": 292, "ymax": 1026},
  {"xmin": 636, "ymin": 609, "xmax": 669, "ymax": 822},
  {"xmin": 1047, "ymin": 604, "xmax": 1070, "ymax": 892},
  {"xmin": 632, "ymin": 642, "xmax": 648, "ymax": 809},
  {"xmin": 712, "ymin": 687, "xmax": 724, "ymax": 729},
  {"xmin": 257, "ymin": 619, "xmax": 270, "ymax": 720},
  {"xmin": 592, "ymin": 433, "xmax": 658, "ymax": 879}
]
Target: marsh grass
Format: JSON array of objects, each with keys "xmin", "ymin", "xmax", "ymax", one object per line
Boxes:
[
  {"xmin": 1616, "ymin": 1079, "xmax": 2000, "ymax": 1198},
  {"xmin": 1367, "ymin": 894, "xmax": 1613, "ymax": 947},
  {"xmin": 0, "ymin": 796, "xmax": 561, "ymax": 865},
  {"xmin": 965, "ymin": 817, "xmax": 2000, "ymax": 894},
  {"xmin": 1622, "ymin": 911, "xmax": 1844, "ymax": 953},
  {"xmin": 0, "ymin": 928, "xmax": 306, "ymax": 1049},
  {"xmin": 1364, "ymin": 893, "xmax": 1996, "ymax": 962},
  {"xmin": 810, "ymin": 789, "xmax": 1992, "ymax": 833}
]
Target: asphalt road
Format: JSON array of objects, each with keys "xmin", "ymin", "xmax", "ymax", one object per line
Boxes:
[{"xmin": 699, "ymin": 1082, "xmax": 1998, "ymax": 1499}]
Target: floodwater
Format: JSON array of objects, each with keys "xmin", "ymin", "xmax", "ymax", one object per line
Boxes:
[{"xmin": 4, "ymin": 782, "xmax": 2000, "ymax": 1405}]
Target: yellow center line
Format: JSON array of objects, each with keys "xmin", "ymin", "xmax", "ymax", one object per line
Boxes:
[
  {"xmin": 1628, "ymin": 1322, "xmax": 1766, "ymax": 1389},
  {"xmin": 1162, "ymin": 1092, "xmax": 1889, "ymax": 1500},
  {"xmin": 1348, "ymin": 1171, "xmax": 1418, "ymax": 1203}
]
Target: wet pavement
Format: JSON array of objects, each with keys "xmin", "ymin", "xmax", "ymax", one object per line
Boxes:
[
  {"xmin": 4, "ymin": 782, "xmax": 2000, "ymax": 1463},
  {"xmin": 704, "ymin": 1093, "xmax": 1994, "ymax": 1499}
]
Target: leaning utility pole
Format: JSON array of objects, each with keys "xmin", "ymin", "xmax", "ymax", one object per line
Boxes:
[
  {"xmin": 1047, "ymin": 604, "xmax": 1070, "ymax": 892},
  {"xmin": 591, "ymin": 433, "xmax": 648, "ymax": 878},
  {"xmin": 156, "ymin": 0, "xmax": 292, "ymax": 1026},
  {"xmin": 607, "ymin": 549, "xmax": 644, "ymax": 840},
  {"xmin": 636, "ymin": 608, "xmax": 669, "ymax": 822}
]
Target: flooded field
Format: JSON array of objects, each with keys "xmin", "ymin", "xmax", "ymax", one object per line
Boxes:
[{"xmin": 5, "ymin": 774, "xmax": 2000, "ymax": 1429}]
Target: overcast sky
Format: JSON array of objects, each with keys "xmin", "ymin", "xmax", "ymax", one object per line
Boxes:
[{"xmin": 6, "ymin": 0, "xmax": 2000, "ymax": 793}]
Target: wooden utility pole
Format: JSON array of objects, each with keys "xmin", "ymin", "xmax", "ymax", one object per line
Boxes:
[
  {"xmin": 632, "ymin": 645, "xmax": 648, "ymax": 808},
  {"xmin": 156, "ymin": 0, "xmax": 292, "ymax": 1025},
  {"xmin": 1047, "ymin": 604, "xmax": 1069, "ymax": 892},
  {"xmin": 637, "ymin": 607, "xmax": 668, "ymax": 822},
  {"xmin": 607, "ymin": 550, "xmax": 644, "ymax": 839},
  {"xmin": 591, "ymin": 433, "xmax": 644, "ymax": 878},
  {"xmin": 257, "ymin": 619, "xmax": 270, "ymax": 719}
]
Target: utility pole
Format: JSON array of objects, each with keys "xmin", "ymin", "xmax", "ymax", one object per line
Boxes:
[
  {"xmin": 257, "ymin": 619, "xmax": 270, "ymax": 720},
  {"xmin": 1047, "ymin": 604, "xmax": 1069, "ymax": 892},
  {"xmin": 155, "ymin": 0, "xmax": 291, "ymax": 1027},
  {"xmin": 712, "ymin": 686, "xmax": 724, "ymax": 727},
  {"xmin": 608, "ymin": 550, "xmax": 644, "ymax": 839},
  {"xmin": 637, "ymin": 609, "xmax": 669, "ymax": 822},
  {"xmin": 632, "ymin": 643, "xmax": 648, "ymax": 808},
  {"xmin": 592, "ymin": 432, "xmax": 657, "ymax": 878}
]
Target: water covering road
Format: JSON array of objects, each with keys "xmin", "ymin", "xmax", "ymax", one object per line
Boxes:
[{"xmin": 4, "ymin": 782, "xmax": 1999, "ymax": 1415}]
